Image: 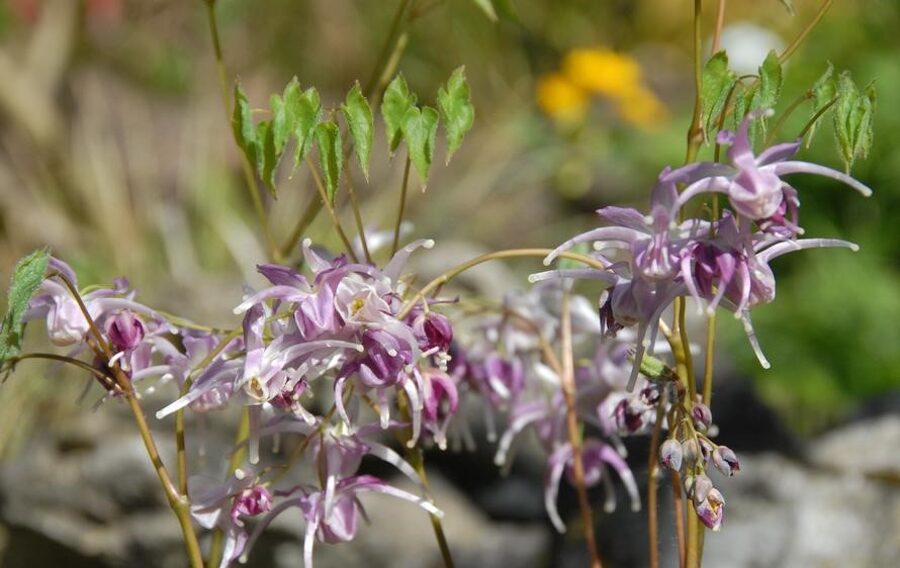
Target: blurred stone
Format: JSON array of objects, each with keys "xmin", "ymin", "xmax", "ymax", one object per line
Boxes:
[{"xmin": 703, "ymin": 417, "xmax": 900, "ymax": 568}]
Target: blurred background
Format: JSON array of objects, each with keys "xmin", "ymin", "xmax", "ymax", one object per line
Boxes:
[{"xmin": 0, "ymin": 0, "xmax": 897, "ymax": 566}]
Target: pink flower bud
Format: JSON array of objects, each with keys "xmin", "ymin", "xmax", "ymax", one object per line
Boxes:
[
  {"xmin": 691, "ymin": 402, "xmax": 712, "ymax": 432},
  {"xmin": 681, "ymin": 438, "xmax": 700, "ymax": 466},
  {"xmin": 231, "ymin": 486, "xmax": 273, "ymax": 522},
  {"xmin": 712, "ymin": 445, "xmax": 740, "ymax": 476},
  {"xmin": 659, "ymin": 438, "xmax": 683, "ymax": 471},
  {"xmin": 105, "ymin": 311, "xmax": 145, "ymax": 351}
]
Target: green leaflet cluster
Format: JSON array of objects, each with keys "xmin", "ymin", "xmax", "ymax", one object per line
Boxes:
[
  {"xmin": 231, "ymin": 67, "xmax": 474, "ymax": 202},
  {"xmin": 700, "ymin": 50, "xmax": 875, "ymax": 171}
]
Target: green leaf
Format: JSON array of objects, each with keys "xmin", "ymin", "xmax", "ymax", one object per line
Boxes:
[
  {"xmin": 806, "ymin": 63, "xmax": 836, "ymax": 145},
  {"xmin": 0, "ymin": 249, "xmax": 50, "ymax": 366},
  {"xmin": 753, "ymin": 50, "xmax": 783, "ymax": 111},
  {"xmin": 833, "ymin": 72, "xmax": 876, "ymax": 171},
  {"xmin": 315, "ymin": 121, "xmax": 343, "ymax": 203},
  {"xmin": 283, "ymin": 81, "xmax": 322, "ymax": 170},
  {"xmin": 634, "ymin": 353, "xmax": 679, "ymax": 383},
  {"xmin": 700, "ymin": 51, "xmax": 738, "ymax": 142},
  {"xmin": 437, "ymin": 66, "xmax": 475, "ymax": 164},
  {"xmin": 471, "ymin": 0, "xmax": 497, "ymax": 21},
  {"xmin": 401, "ymin": 106, "xmax": 440, "ymax": 186},
  {"xmin": 231, "ymin": 82, "xmax": 259, "ymax": 167},
  {"xmin": 270, "ymin": 93, "xmax": 290, "ymax": 157},
  {"xmin": 382, "ymin": 74, "xmax": 417, "ymax": 154},
  {"xmin": 258, "ymin": 121, "xmax": 280, "ymax": 194},
  {"xmin": 341, "ymin": 82, "xmax": 374, "ymax": 182},
  {"xmin": 748, "ymin": 50, "xmax": 783, "ymax": 142}
]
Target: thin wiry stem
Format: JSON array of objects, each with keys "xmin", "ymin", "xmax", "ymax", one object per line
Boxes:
[
  {"xmin": 647, "ymin": 392, "xmax": 668, "ymax": 568},
  {"xmin": 54, "ymin": 275, "xmax": 204, "ymax": 567},
  {"xmin": 778, "ymin": 0, "xmax": 835, "ymax": 64},
  {"xmin": 204, "ymin": 0, "xmax": 278, "ymax": 262},
  {"xmin": 560, "ymin": 292, "xmax": 603, "ymax": 568},
  {"xmin": 672, "ymin": 471, "xmax": 687, "ymax": 568},
  {"xmin": 306, "ymin": 156, "xmax": 359, "ymax": 262},
  {"xmin": 397, "ymin": 248, "xmax": 609, "ymax": 320},
  {"xmin": 710, "ymin": 0, "xmax": 726, "ymax": 54},
  {"xmin": 391, "ymin": 155, "xmax": 412, "ymax": 256},
  {"xmin": 345, "ymin": 173, "xmax": 372, "ymax": 263}
]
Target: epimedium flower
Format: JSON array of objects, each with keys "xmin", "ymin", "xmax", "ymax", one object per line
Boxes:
[
  {"xmin": 671, "ymin": 109, "xmax": 872, "ymax": 221},
  {"xmin": 240, "ymin": 475, "xmax": 442, "ymax": 568},
  {"xmin": 545, "ymin": 439, "xmax": 641, "ymax": 533}
]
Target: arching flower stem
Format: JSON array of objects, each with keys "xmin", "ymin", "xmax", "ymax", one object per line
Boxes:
[{"xmin": 397, "ymin": 249, "xmax": 608, "ymax": 320}]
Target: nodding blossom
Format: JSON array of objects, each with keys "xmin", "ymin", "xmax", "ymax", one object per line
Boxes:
[{"xmin": 538, "ymin": 110, "xmax": 870, "ymax": 381}]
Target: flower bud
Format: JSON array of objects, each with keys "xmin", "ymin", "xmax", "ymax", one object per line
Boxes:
[
  {"xmin": 699, "ymin": 438, "xmax": 714, "ymax": 465},
  {"xmin": 692, "ymin": 473, "xmax": 713, "ymax": 505},
  {"xmin": 696, "ymin": 488, "xmax": 725, "ymax": 531},
  {"xmin": 413, "ymin": 311, "xmax": 454, "ymax": 352},
  {"xmin": 682, "ymin": 473, "xmax": 695, "ymax": 496},
  {"xmin": 681, "ymin": 438, "xmax": 700, "ymax": 466},
  {"xmin": 691, "ymin": 402, "xmax": 712, "ymax": 432},
  {"xmin": 712, "ymin": 445, "xmax": 740, "ymax": 476},
  {"xmin": 231, "ymin": 485, "xmax": 273, "ymax": 521},
  {"xmin": 105, "ymin": 311, "xmax": 145, "ymax": 351},
  {"xmin": 659, "ymin": 439, "xmax": 683, "ymax": 471}
]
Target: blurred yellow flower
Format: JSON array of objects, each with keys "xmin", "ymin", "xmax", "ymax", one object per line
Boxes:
[
  {"xmin": 536, "ymin": 73, "xmax": 589, "ymax": 121},
  {"xmin": 617, "ymin": 86, "xmax": 667, "ymax": 129},
  {"xmin": 562, "ymin": 48, "xmax": 642, "ymax": 99}
]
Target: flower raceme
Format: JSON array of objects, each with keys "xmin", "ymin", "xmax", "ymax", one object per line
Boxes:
[{"xmin": 539, "ymin": 110, "xmax": 871, "ymax": 375}]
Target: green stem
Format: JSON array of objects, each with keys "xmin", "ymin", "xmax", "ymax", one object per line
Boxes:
[
  {"xmin": 778, "ymin": 0, "xmax": 835, "ymax": 64},
  {"xmin": 798, "ymin": 95, "xmax": 839, "ymax": 139},
  {"xmin": 345, "ymin": 173, "xmax": 373, "ymax": 264},
  {"xmin": 364, "ymin": 0, "xmax": 414, "ymax": 97},
  {"xmin": 391, "ymin": 154, "xmax": 412, "ymax": 256},
  {"xmin": 765, "ymin": 90, "xmax": 813, "ymax": 146},
  {"xmin": 406, "ymin": 447, "xmax": 456, "ymax": 568},
  {"xmin": 204, "ymin": 0, "xmax": 279, "ymax": 262},
  {"xmin": 305, "ymin": 156, "xmax": 359, "ymax": 262},
  {"xmin": 397, "ymin": 248, "xmax": 608, "ymax": 319},
  {"xmin": 280, "ymin": 197, "xmax": 323, "ymax": 259}
]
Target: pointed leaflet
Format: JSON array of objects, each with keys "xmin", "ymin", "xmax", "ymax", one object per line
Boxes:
[
  {"xmin": 401, "ymin": 106, "xmax": 439, "ymax": 185},
  {"xmin": 700, "ymin": 51, "xmax": 737, "ymax": 142},
  {"xmin": 270, "ymin": 93, "xmax": 290, "ymax": 156},
  {"xmin": 232, "ymin": 82, "xmax": 259, "ymax": 169},
  {"xmin": 833, "ymin": 72, "xmax": 876, "ymax": 171},
  {"xmin": 258, "ymin": 120, "xmax": 280, "ymax": 194},
  {"xmin": 283, "ymin": 80, "xmax": 322, "ymax": 170},
  {"xmin": 748, "ymin": 50, "xmax": 783, "ymax": 142},
  {"xmin": 438, "ymin": 66, "xmax": 475, "ymax": 164},
  {"xmin": 805, "ymin": 63, "xmax": 836, "ymax": 145},
  {"xmin": 342, "ymin": 82, "xmax": 374, "ymax": 181},
  {"xmin": 0, "ymin": 249, "xmax": 50, "ymax": 365},
  {"xmin": 382, "ymin": 74, "xmax": 417, "ymax": 154},
  {"xmin": 315, "ymin": 121, "xmax": 343, "ymax": 203}
]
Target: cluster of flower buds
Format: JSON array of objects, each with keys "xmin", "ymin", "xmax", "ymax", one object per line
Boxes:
[{"xmin": 658, "ymin": 399, "xmax": 740, "ymax": 531}]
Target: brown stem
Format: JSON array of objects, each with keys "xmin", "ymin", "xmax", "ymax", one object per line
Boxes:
[
  {"xmin": 560, "ymin": 292, "xmax": 603, "ymax": 568},
  {"xmin": 207, "ymin": 408, "xmax": 250, "ymax": 568},
  {"xmin": 647, "ymin": 392, "xmax": 668, "ymax": 568},
  {"xmin": 778, "ymin": 0, "xmax": 835, "ymax": 64},
  {"xmin": 671, "ymin": 471, "xmax": 687, "ymax": 568},
  {"xmin": 710, "ymin": 0, "xmax": 726, "ymax": 54}
]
